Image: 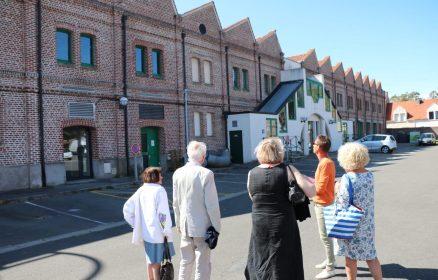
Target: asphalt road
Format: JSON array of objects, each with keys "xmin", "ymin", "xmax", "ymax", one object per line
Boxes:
[{"xmin": 0, "ymin": 144, "xmax": 437, "ymax": 279}]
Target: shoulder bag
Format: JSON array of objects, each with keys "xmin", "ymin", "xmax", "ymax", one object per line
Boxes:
[
  {"xmin": 160, "ymin": 237, "xmax": 174, "ymax": 280},
  {"xmin": 323, "ymin": 175, "xmax": 365, "ymax": 239},
  {"xmin": 286, "ymin": 165, "xmax": 306, "ymax": 205}
]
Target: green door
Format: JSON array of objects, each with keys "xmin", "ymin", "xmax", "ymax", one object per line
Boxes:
[
  {"xmin": 229, "ymin": 130, "xmax": 243, "ymax": 163},
  {"xmin": 140, "ymin": 127, "xmax": 160, "ymax": 167}
]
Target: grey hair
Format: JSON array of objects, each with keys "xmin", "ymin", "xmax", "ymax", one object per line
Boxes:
[
  {"xmin": 337, "ymin": 142, "xmax": 370, "ymax": 170},
  {"xmin": 187, "ymin": 141, "xmax": 207, "ymax": 162}
]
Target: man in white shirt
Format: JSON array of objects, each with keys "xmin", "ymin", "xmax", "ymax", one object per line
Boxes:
[{"xmin": 173, "ymin": 141, "xmax": 221, "ymax": 280}]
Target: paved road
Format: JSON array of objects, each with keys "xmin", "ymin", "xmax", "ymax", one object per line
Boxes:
[{"xmin": 0, "ymin": 144, "xmax": 437, "ymax": 279}]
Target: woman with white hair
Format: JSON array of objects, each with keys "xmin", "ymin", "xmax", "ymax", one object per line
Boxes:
[
  {"xmin": 335, "ymin": 142, "xmax": 382, "ymax": 280},
  {"xmin": 245, "ymin": 137, "xmax": 315, "ymax": 280}
]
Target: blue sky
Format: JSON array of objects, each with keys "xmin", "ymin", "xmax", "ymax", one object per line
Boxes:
[{"xmin": 174, "ymin": 0, "xmax": 438, "ymax": 98}]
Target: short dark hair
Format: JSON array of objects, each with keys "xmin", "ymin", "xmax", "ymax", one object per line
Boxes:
[
  {"xmin": 315, "ymin": 135, "xmax": 331, "ymax": 152},
  {"xmin": 142, "ymin": 167, "xmax": 162, "ymax": 183}
]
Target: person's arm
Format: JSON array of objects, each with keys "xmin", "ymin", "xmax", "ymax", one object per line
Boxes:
[
  {"xmin": 204, "ymin": 171, "xmax": 221, "ymax": 232},
  {"xmin": 172, "ymin": 174, "xmax": 181, "ymax": 233},
  {"xmin": 247, "ymin": 170, "xmax": 253, "ymax": 200},
  {"xmin": 157, "ymin": 189, "xmax": 173, "ymax": 238},
  {"xmin": 123, "ymin": 193, "xmax": 136, "ymax": 228},
  {"xmin": 288, "ymin": 164, "xmax": 316, "ymax": 197}
]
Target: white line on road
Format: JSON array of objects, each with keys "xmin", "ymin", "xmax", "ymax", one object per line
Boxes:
[
  {"xmin": 25, "ymin": 201, "xmax": 106, "ymax": 225},
  {"xmin": 219, "ymin": 190, "xmax": 248, "ymax": 202},
  {"xmin": 0, "ymin": 221, "xmax": 126, "ymax": 255}
]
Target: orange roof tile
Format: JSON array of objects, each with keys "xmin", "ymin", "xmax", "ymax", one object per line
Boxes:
[
  {"xmin": 318, "ymin": 56, "xmax": 330, "ymax": 66},
  {"xmin": 288, "ymin": 49, "xmax": 314, "ymax": 62},
  {"xmin": 332, "ymin": 62, "xmax": 342, "ymax": 72},
  {"xmin": 387, "ymin": 99, "xmax": 438, "ymax": 121},
  {"xmin": 223, "ymin": 18, "xmax": 248, "ymax": 31}
]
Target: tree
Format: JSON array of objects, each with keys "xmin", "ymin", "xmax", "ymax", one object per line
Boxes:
[
  {"xmin": 429, "ymin": 90, "xmax": 438, "ymax": 99},
  {"xmin": 390, "ymin": 91, "xmax": 420, "ymax": 102}
]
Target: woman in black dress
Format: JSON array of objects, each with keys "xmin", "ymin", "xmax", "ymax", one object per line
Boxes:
[{"xmin": 245, "ymin": 137, "xmax": 315, "ymax": 280}]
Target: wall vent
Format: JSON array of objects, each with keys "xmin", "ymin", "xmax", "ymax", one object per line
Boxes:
[
  {"xmin": 68, "ymin": 102, "xmax": 95, "ymax": 119},
  {"xmin": 139, "ymin": 104, "xmax": 164, "ymax": 120}
]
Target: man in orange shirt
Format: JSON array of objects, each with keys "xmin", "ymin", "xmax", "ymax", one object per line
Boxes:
[{"xmin": 313, "ymin": 135, "xmax": 337, "ymax": 279}]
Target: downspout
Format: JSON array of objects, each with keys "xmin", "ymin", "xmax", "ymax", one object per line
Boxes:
[
  {"xmin": 354, "ymin": 85, "xmax": 358, "ymax": 138},
  {"xmin": 181, "ymin": 31, "xmax": 189, "ymax": 155},
  {"xmin": 258, "ymin": 55, "xmax": 262, "ymax": 101},
  {"xmin": 219, "ymin": 33, "xmax": 228, "ymax": 149},
  {"xmin": 121, "ymin": 14, "xmax": 130, "ymax": 176},
  {"xmin": 225, "ymin": 46, "xmax": 230, "ymax": 112},
  {"xmin": 173, "ymin": 15, "xmax": 181, "ymax": 153},
  {"xmin": 36, "ymin": 0, "xmax": 46, "ymax": 187}
]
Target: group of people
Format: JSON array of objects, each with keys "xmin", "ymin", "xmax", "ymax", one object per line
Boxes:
[{"xmin": 123, "ymin": 136, "xmax": 383, "ymax": 280}]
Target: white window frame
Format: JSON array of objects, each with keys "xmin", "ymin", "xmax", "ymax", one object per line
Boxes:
[
  {"xmin": 206, "ymin": 113, "xmax": 213, "ymax": 136},
  {"xmin": 203, "ymin": 60, "xmax": 212, "ymax": 84},
  {"xmin": 191, "ymin": 57, "xmax": 200, "ymax": 83},
  {"xmin": 393, "ymin": 106, "xmax": 407, "ymax": 122},
  {"xmin": 194, "ymin": 112, "xmax": 201, "ymax": 136}
]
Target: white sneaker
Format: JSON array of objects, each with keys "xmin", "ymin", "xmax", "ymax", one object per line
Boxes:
[
  {"xmin": 315, "ymin": 260, "xmax": 337, "ymax": 269},
  {"xmin": 315, "ymin": 269, "xmax": 336, "ymax": 279}
]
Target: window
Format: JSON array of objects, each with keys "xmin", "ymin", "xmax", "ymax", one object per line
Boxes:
[
  {"xmin": 191, "ymin": 58, "xmax": 200, "ymax": 82},
  {"xmin": 279, "ymin": 107, "xmax": 287, "ymax": 133},
  {"xmin": 336, "ymin": 93, "xmax": 343, "ymax": 107},
  {"xmin": 203, "ymin": 61, "xmax": 212, "ymax": 84},
  {"xmin": 135, "ymin": 46, "xmax": 146, "ymax": 75},
  {"xmin": 428, "ymin": 111, "xmax": 438, "ymax": 120},
  {"xmin": 372, "ymin": 103, "xmax": 376, "ymax": 112},
  {"xmin": 347, "ymin": 96, "xmax": 354, "ymax": 109},
  {"xmin": 194, "ymin": 112, "xmax": 201, "ymax": 137},
  {"xmin": 325, "ymin": 93, "xmax": 331, "ymax": 112},
  {"xmin": 242, "ymin": 69, "xmax": 249, "ymax": 91},
  {"xmin": 266, "ymin": 118, "xmax": 277, "ymax": 137},
  {"xmin": 365, "ymin": 101, "xmax": 370, "ymax": 111},
  {"xmin": 80, "ymin": 34, "xmax": 94, "ymax": 66},
  {"xmin": 288, "ymin": 95, "xmax": 296, "ymax": 120},
  {"xmin": 206, "ymin": 113, "xmax": 213, "ymax": 136},
  {"xmin": 378, "ymin": 104, "xmax": 382, "ymax": 114},
  {"xmin": 264, "ymin": 74, "xmax": 270, "ymax": 95},
  {"xmin": 357, "ymin": 99, "xmax": 362, "ymax": 111},
  {"xmin": 56, "ymin": 29, "xmax": 71, "ymax": 63},
  {"xmin": 271, "ymin": 76, "xmax": 277, "ymax": 92},
  {"xmin": 297, "ymin": 85, "xmax": 305, "ymax": 108},
  {"xmin": 232, "ymin": 67, "xmax": 240, "ymax": 90},
  {"xmin": 152, "ymin": 49, "xmax": 162, "ymax": 78}
]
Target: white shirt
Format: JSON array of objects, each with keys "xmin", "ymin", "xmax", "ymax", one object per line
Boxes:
[
  {"xmin": 172, "ymin": 160, "xmax": 221, "ymax": 237},
  {"xmin": 123, "ymin": 183, "xmax": 173, "ymax": 245}
]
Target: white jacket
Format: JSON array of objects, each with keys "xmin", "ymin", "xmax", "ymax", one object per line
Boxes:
[
  {"xmin": 123, "ymin": 183, "xmax": 173, "ymax": 245},
  {"xmin": 172, "ymin": 161, "xmax": 221, "ymax": 237}
]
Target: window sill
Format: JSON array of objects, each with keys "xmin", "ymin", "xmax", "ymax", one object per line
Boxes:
[
  {"xmin": 57, "ymin": 60, "xmax": 73, "ymax": 66},
  {"xmin": 81, "ymin": 64, "xmax": 96, "ymax": 69}
]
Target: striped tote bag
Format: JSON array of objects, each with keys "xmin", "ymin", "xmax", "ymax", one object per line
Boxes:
[{"xmin": 323, "ymin": 175, "xmax": 364, "ymax": 239}]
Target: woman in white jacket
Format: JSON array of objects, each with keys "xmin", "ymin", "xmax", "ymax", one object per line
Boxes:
[{"xmin": 123, "ymin": 167, "xmax": 175, "ymax": 280}]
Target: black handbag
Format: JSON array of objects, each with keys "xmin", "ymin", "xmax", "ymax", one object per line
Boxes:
[
  {"xmin": 286, "ymin": 165, "xmax": 306, "ymax": 205},
  {"xmin": 205, "ymin": 226, "xmax": 219, "ymax": 249},
  {"xmin": 160, "ymin": 237, "xmax": 174, "ymax": 280}
]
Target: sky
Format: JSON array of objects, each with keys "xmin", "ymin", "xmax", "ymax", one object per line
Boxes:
[{"xmin": 174, "ymin": 0, "xmax": 438, "ymax": 99}]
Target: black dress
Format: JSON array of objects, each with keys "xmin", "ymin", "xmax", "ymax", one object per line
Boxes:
[{"xmin": 245, "ymin": 163, "xmax": 304, "ymax": 280}]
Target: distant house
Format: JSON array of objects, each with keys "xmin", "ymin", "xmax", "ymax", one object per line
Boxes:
[
  {"xmin": 386, "ymin": 99, "xmax": 438, "ymax": 142},
  {"xmin": 226, "ymin": 59, "xmax": 343, "ymax": 163}
]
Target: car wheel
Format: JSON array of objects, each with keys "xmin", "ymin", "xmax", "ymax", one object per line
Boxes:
[{"xmin": 381, "ymin": 146, "xmax": 390, "ymax": 154}]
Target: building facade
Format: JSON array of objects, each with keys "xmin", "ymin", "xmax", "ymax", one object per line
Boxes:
[
  {"xmin": 288, "ymin": 49, "xmax": 387, "ymax": 139},
  {"xmin": 0, "ymin": 0, "xmax": 282, "ymax": 191}
]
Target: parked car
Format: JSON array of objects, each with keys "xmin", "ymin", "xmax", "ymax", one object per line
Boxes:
[
  {"xmin": 355, "ymin": 134, "xmax": 397, "ymax": 154},
  {"xmin": 417, "ymin": 133, "xmax": 436, "ymax": 146}
]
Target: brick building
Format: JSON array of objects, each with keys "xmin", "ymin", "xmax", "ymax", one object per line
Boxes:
[
  {"xmin": 0, "ymin": 0, "xmax": 282, "ymax": 191},
  {"xmin": 288, "ymin": 49, "xmax": 387, "ymax": 139}
]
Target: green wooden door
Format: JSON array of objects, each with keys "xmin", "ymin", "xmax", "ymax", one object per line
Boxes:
[
  {"xmin": 140, "ymin": 127, "xmax": 160, "ymax": 167},
  {"xmin": 229, "ymin": 130, "xmax": 243, "ymax": 163}
]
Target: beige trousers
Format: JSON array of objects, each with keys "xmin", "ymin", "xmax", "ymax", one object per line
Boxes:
[
  {"xmin": 314, "ymin": 203, "xmax": 336, "ymax": 270},
  {"xmin": 178, "ymin": 235, "xmax": 211, "ymax": 280}
]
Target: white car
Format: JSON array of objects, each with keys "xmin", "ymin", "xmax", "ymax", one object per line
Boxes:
[
  {"xmin": 418, "ymin": 133, "xmax": 436, "ymax": 146},
  {"xmin": 356, "ymin": 134, "xmax": 397, "ymax": 154}
]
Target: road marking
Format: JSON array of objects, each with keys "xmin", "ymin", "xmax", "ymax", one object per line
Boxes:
[
  {"xmin": 25, "ymin": 201, "xmax": 106, "ymax": 225},
  {"xmin": 219, "ymin": 190, "xmax": 248, "ymax": 202},
  {"xmin": 0, "ymin": 221, "xmax": 126, "ymax": 255},
  {"xmin": 215, "ymin": 180, "xmax": 246, "ymax": 184}
]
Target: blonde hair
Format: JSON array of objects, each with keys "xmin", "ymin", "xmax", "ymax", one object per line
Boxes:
[
  {"xmin": 255, "ymin": 137, "xmax": 284, "ymax": 164},
  {"xmin": 337, "ymin": 142, "xmax": 369, "ymax": 170}
]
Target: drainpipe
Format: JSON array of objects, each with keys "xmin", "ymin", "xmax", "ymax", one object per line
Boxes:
[
  {"xmin": 181, "ymin": 31, "xmax": 189, "ymax": 157},
  {"xmin": 121, "ymin": 15, "xmax": 130, "ymax": 176},
  {"xmin": 258, "ymin": 55, "xmax": 262, "ymax": 101},
  {"xmin": 36, "ymin": 0, "xmax": 46, "ymax": 187},
  {"xmin": 225, "ymin": 46, "xmax": 230, "ymax": 112}
]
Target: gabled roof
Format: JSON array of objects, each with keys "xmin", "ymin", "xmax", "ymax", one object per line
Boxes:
[
  {"xmin": 288, "ymin": 49, "xmax": 315, "ymax": 63},
  {"xmin": 354, "ymin": 71, "xmax": 363, "ymax": 88},
  {"xmin": 181, "ymin": 1, "xmax": 222, "ymax": 29},
  {"xmin": 387, "ymin": 99, "xmax": 438, "ymax": 121},
  {"xmin": 332, "ymin": 62, "xmax": 345, "ymax": 80},
  {"xmin": 345, "ymin": 67, "xmax": 355, "ymax": 84},
  {"xmin": 318, "ymin": 56, "xmax": 330, "ymax": 66},
  {"xmin": 256, "ymin": 30, "xmax": 276, "ymax": 43},
  {"xmin": 256, "ymin": 30, "xmax": 282, "ymax": 57},
  {"xmin": 256, "ymin": 80, "xmax": 303, "ymax": 114},
  {"xmin": 363, "ymin": 75, "xmax": 370, "ymax": 90},
  {"xmin": 223, "ymin": 17, "xmax": 255, "ymax": 43}
]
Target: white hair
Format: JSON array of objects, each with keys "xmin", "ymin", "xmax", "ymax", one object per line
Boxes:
[
  {"xmin": 337, "ymin": 142, "xmax": 370, "ymax": 171},
  {"xmin": 187, "ymin": 141, "xmax": 207, "ymax": 162}
]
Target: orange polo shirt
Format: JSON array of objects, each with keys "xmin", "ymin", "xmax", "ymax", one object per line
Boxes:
[{"xmin": 313, "ymin": 157, "xmax": 336, "ymax": 206}]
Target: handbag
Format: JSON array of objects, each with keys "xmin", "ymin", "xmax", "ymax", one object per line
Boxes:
[
  {"xmin": 323, "ymin": 175, "xmax": 365, "ymax": 239},
  {"xmin": 286, "ymin": 165, "xmax": 306, "ymax": 205},
  {"xmin": 205, "ymin": 226, "xmax": 219, "ymax": 249},
  {"xmin": 160, "ymin": 237, "xmax": 174, "ymax": 280}
]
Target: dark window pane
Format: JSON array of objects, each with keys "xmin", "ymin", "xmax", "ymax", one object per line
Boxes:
[
  {"xmin": 264, "ymin": 75, "xmax": 270, "ymax": 94},
  {"xmin": 56, "ymin": 30, "xmax": 70, "ymax": 62},
  {"xmin": 135, "ymin": 47, "xmax": 145, "ymax": 74},
  {"xmin": 80, "ymin": 35, "xmax": 93, "ymax": 65},
  {"xmin": 152, "ymin": 49, "xmax": 162, "ymax": 77},
  {"xmin": 271, "ymin": 76, "xmax": 276, "ymax": 91},
  {"xmin": 242, "ymin": 69, "xmax": 249, "ymax": 91}
]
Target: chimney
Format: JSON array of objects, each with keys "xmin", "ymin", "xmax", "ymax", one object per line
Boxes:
[{"xmin": 415, "ymin": 98, "xmax": 423, "ymax": 104}]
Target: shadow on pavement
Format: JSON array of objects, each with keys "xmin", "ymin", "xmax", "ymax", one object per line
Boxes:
[{"xmin": 335, "ymin": 263, "xmax": 438, "ymax": 279}]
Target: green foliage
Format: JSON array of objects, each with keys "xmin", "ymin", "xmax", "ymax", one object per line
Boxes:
[
  {"xmin": 390, "ymin": 91, "xmax": 420, "ymax": 101},
  {"xmin": 429, "ymin": 90, "xmax": 438, "ymax": 99}
]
